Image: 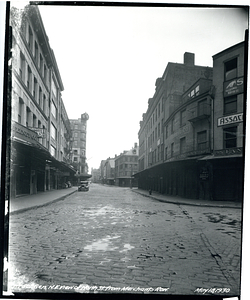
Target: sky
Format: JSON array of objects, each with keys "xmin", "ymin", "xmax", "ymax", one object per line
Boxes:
[{"xmin": 10, "ymin": 2, "xmax": 249, "ymax": 170}]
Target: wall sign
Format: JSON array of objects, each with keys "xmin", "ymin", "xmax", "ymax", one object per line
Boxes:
[
  {"xmin": 218, "ymin": 113, "xmax": 243, "ymax": 127},
  {"xmin": 224, "ymin": 77, "xmax": 244, "ymax": 97}
]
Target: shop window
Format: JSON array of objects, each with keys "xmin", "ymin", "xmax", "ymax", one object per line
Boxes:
[
  {"xmin": 225, "ymin": 58, "xmax": 237, "ymax": 81},
  {"xmin": 197, "ymin": 130, "xmax": 207, "ymax": 151},
  {"xmin": 224, "ymin": 96, "xmax": 237, "ymax": 114},
  {"xmin": 223, "ymin": 126, "xmax": 237, "ymax": 148}
]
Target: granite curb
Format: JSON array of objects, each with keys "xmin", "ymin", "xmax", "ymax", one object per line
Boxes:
[{"xmin": 132, "ymin": 189, "xmax": 242, "ymax": 209}]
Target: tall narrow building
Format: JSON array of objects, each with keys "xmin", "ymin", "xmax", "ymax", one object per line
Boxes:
[{"xmin": 70, "ymin": 113, "xmax": 89, "ymax": 182}]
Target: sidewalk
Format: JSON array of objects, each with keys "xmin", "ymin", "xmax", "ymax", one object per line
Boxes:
[
  {"xmin": 132, "ymin": 188, "xmax": 242, "ymax": 209},
  {"xmin": 9, "ymin": 187, "xmax": 78, "ymax": 214}
]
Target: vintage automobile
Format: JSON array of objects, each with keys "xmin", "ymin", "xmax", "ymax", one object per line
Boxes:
[{"xmin": 78, "ymin": 181, "xmax": 89, "ymax": 192}]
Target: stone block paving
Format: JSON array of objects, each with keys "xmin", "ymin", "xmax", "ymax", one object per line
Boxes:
[{"xmin": 7, "ymin": 184, "xmax": 241, "ymax": 296}]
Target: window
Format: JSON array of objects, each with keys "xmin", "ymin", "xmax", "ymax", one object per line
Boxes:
[
  {"xmin": 171, "ymin": 143, "xmax": 174, "ymax": 157},
  {"xmin": 33, "ymin": 77, "xmax": 38, "ymax": 100},
  {"xmin": 198, "ymin": 99, "xmax": 208, "ymax": 116},
  {"xmin": 74, "ymin": 157, "xmax": 78, "ymax": 162},
  {"xmin": 74, "ymin": 124, "xmax": 78, "ymax": 129},
  {"xmin": 27, "ymin": 66, "xmax": 32, "ymax": 92},
  {"xmin": 73, "ymin": 150, "xmax": 78, "ymax": 154},
  {"xmin": 180, "ymin": 109, "xmax": 186, "ymax": 127},
  {"xmin": 171, "ymin": 118, "xmax": 174, "ymax": 134},
  {"xmin": 165, "ymin": 125, "xmax": 168, "ymax": 139},
  {"xmin": 51, "ymin": 101, "xmax": 57, "ymax": 119},
  {"xmin": 197, "ymin": 131, "xmax": 207, "ymax": 151},
  {"xmin": 158, "ymin": 123, "xmax": 160, "ymax": 137},
  {"xmin": 224, "ymin": 96, "xmax": 237, "ymax": 114},
  {"xmin": 74, "ymin": 132, "xmax": 78, "ymax": 138},
  {"xmin": 40, "ymin": 54, "xmax": 43, "ymax": 73},
  {"xmin": 50, "ymin": 145, "xmax": 56, "ymax": 157},
  {"xmin": 33, "ymin": 114, "xmax": 37, "ymax": 127},
  {"xmin": 26, "ymin": 107, "xmax": 31, "ymax": 127},
  {"xmin": 225, "ymin": 58, "xmax": 237, "ymax": 81},
  {"xmin": 51, "ymin": 123, "xmax": 57, "ymax": 141},
  {"xmin": 43, "ymin": 95, "xmax": 46, "ymax": 112},
  {"xmin": 19, "ymin": 51, "xmax": 25, "ymax": 81},
  {"xmin": 180, "ymin": 137, "xmax": 186, "ymax": 154},
  {"xmin": 165, "ymin": 147, "xmax": 168, "ymax": 160},
  {"xmin": 34, "ymin": 41, "xmax": 38, "ymax": 64},
  {"xmin": 39, "ymin": 87, "xmax": 42, "ymax": 107},
  {"xmin": 224, "ymin": 126, "xmax": 237, "ymax": 148},
  {"xmin": 44, "ymin": 64, "xmax": 47, "ymax": 83},
  {"xmin": 74, "ymin": 141, "xmax": 77, "ymax": 146},
  {"xmin": 28, "ymin": 26, "xmax": 33, "ymax": 51},
  {"xmin": 18, "ymin": 98, "xmax": 24, "ymax": 124}
]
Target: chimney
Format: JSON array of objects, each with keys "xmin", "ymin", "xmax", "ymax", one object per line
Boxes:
[{"xmin": 184, "ymin": 52, "xmax": 195, "ymax": 66}]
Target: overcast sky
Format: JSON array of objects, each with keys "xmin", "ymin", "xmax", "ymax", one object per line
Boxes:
[{"xmin": 12, "ymin": 2, "xmax": 249, "ymax": 170}]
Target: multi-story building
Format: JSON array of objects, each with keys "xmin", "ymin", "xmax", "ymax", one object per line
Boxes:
[
  {"xmin": 114, "ymin": 143, "xmax": 139, "ymax": 187},
  {"xmin": 70, "ymin": 113, "xmax": 89, "ymax": 183},
  {"xmin": 10, "ymin": 4, "xmax": 75, "ymax": 197},
  {"xmin": 136, "ymin": 53, "xmax": 213, "ymax": 197},
  {"xmin": 103, "ymin": 158, "xmax": 115, "ymax": 185},
  {"xmin": 91, "ymin": 167, "xmax": 101, "ymax": 183},
  {"xmin": 136, "ymin": 41, "xmax": 246, "ymax": 202},
  {"xmin": 205, "ymin": 41, "xmax": 245, "ymax": 201}
]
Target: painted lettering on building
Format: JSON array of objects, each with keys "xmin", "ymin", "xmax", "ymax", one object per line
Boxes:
[
  {"xmin": 217, "ymin": 113, "xmax": 243, "ymax": 127},
  {"xmin": 224, "ymin": 77, "xmax": 244, "ymax": 97}
]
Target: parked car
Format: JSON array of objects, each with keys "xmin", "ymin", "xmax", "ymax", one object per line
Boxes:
[{"xmin": 78, "ymin": 181, "xmax": 89, "ymax": 192}]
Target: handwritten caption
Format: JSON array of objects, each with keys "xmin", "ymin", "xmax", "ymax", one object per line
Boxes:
[
  {"xmin": 12, "ymin": 284, "xmax": 170, "ymax": 293},
  {"xmin": 194, "ymin": 288, "xmax": 230, "ymax": 294}
]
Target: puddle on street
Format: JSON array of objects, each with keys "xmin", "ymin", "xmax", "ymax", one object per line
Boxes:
[{"xmin": 84, "ymin": 235, "xmax": 120, "ymax": 251}]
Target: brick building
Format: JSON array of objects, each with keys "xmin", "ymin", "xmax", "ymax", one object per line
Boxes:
[
  {"xmin": 114, "ymin": 143, "xmax": 139, "ymax": 187},
  {"xmin": 135, "ymin": 41, "xmax": 246, "ymax": 202}
]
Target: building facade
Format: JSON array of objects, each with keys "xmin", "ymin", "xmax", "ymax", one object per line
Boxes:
[
  {"xmin": 206, "ymin": 41, "xmax": 245, "ymax": 201},
  {"xmin": 136, "ymin": 44, "xmax": 246, "ymax": 202},
  {"xmin": 103, "ymin": 158, "xmax": 115, "ymax": 185},
  {"xmin": 70, "ymin": 113, "xmax": 89, "ymax": 183},
  {"xmin": 10, "ymin": 5, "xmax": 75, "ymax": 197},
  {"xmin": 114, "ymin": 143, "xmax": 139, "ymax": 187}
]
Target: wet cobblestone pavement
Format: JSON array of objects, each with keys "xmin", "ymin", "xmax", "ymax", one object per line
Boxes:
[{"xmin": 7, "ymin": 184, "xmax": 242, "ymax": 296}]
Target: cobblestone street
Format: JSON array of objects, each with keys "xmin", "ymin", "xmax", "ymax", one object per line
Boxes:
[{"xmin": 8, "ymin": 184, "xmax": 242, "ymax": 296}]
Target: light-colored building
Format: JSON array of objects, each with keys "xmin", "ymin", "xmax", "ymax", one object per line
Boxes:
[
  {"xmin": 70, "ymin": 113, "xmax": 89, "ymax": 183},
  {"xmin": 114, "ymin": 143, "xmax": 139, "ymax": 187},
  {"xmin": 10, "ymin": 4, "xmax": 75, "ymax": 197}
]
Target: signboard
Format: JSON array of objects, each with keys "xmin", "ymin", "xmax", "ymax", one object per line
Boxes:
[
  {"xmin": 224, "ymin": 77, "xmax": 244, "ymax": 97},
  {"xmin": 29, "ymin": 127, "xmax": 47, "ymax": 138},
  {"xmin": 12, "ymin": 122, "xmax": 39, "ymax": 145},
  {"xmin": 217, "ymin": 113, "xmax": 243, "ymax": 127},
  {"xmin": 214, "ymin": 147, "xmax": 242, "ymax": 156}
]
